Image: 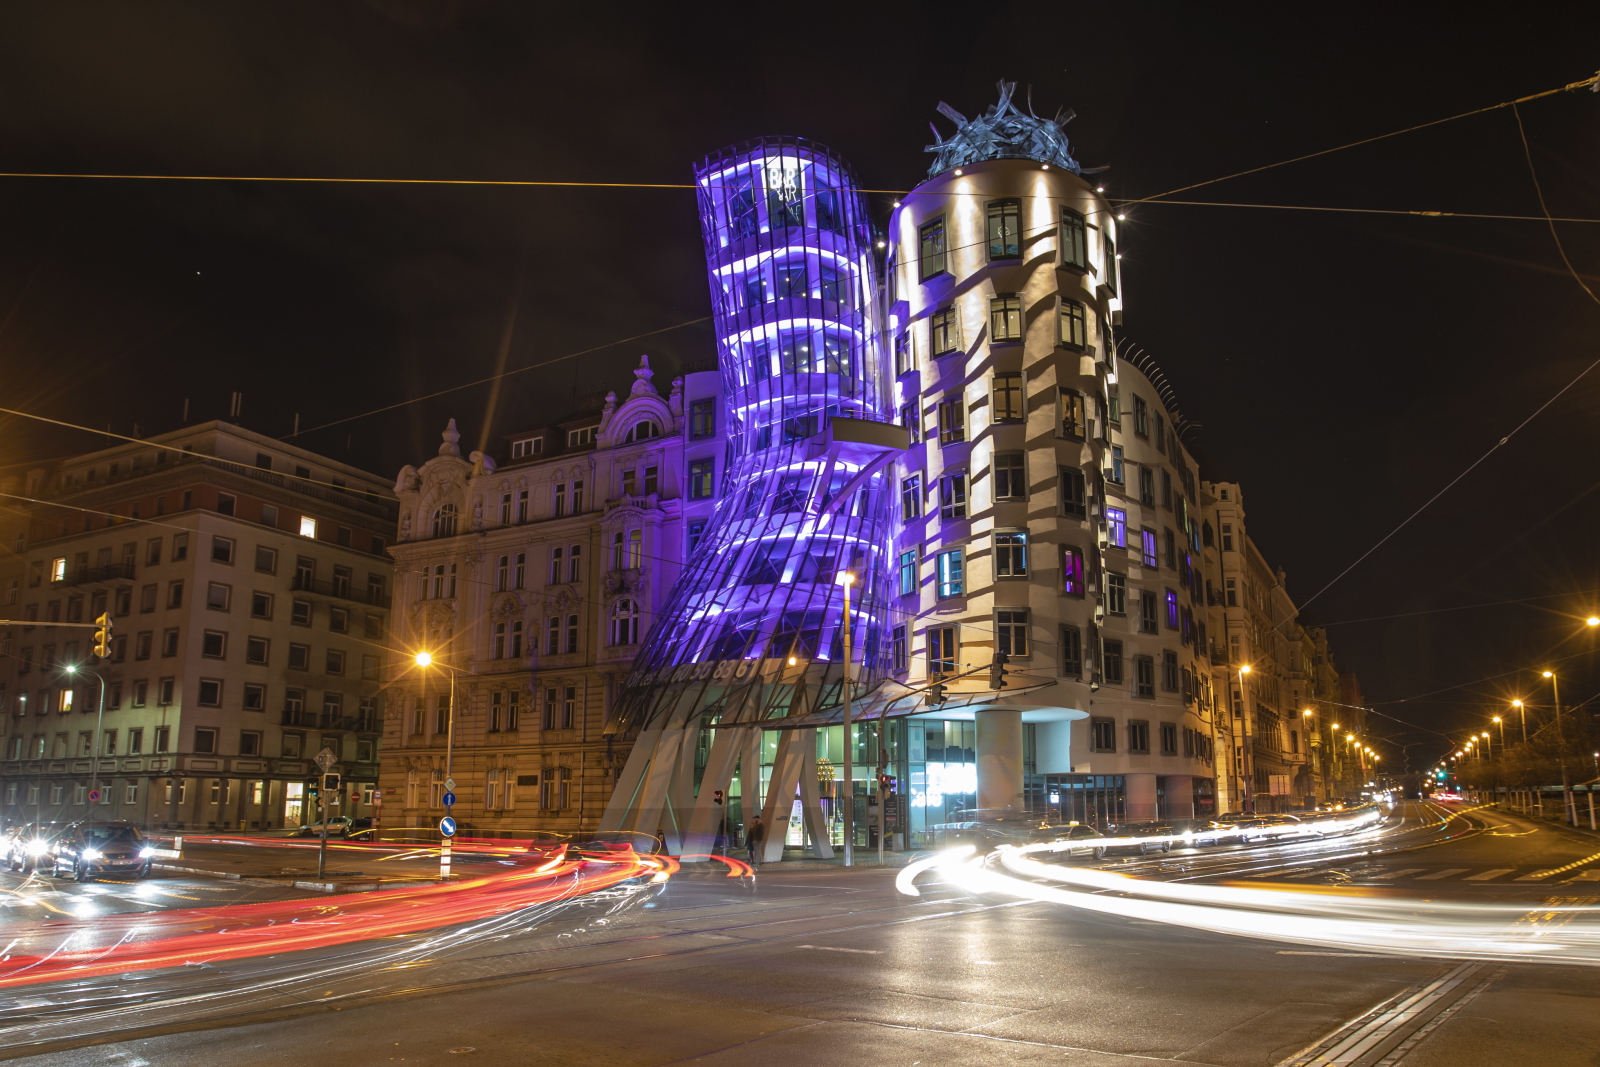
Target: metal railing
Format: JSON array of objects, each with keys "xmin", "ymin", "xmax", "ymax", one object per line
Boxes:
[
  {"xmin": 290, "ymin": 573, "xmax": 392, "ymax": 608},
  {"xmin": 50, "ymin": 561, "xmax": 136, "ymax": 587}
]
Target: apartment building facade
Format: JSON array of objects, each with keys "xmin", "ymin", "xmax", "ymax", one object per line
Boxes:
[
  {"xmin": 382, "ymin": 359, "xmax": 722, "ymax": 837},
  {"xmin": 0, "ymin": 422, "xmax": 397, "ymax": 832}
]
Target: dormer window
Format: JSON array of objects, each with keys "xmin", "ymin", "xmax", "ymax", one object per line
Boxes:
[
  {"xmin": 566, "ymin": 426, "xmax": 597, "ymax": 449},
  {"xmin": 510, "ymin": 437, "xmax": 544, "ymax": 459},
  {"xmin": 431, "ymin": 504, "xmax": 458, "ymax": 539},
  {"xmin": 623, "ymin": 421, "xmax": 660, "ymax": 443}
]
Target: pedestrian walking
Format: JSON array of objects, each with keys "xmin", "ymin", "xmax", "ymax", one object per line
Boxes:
[{"xmin": 745, "ymin": 815, "xmax": 766, "ymax": 867}]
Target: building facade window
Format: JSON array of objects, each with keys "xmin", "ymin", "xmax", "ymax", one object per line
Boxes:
[
  {"xmin": 1106, "ymin": 574, "xmax": 1127, "ymax": 615},
  {"xmin": 935, "ymin": 550, "xmax": 964, "ymax": 599},
  {"xmin": 937, "ymin": 397, "xmax": 965, "ymax": 443},
  {"xmin": 610, "ymin": 599, "xmax": 639, "ymax": 646},
  {"xmin": 993, "ymin": 452, "xmax": 1026, "ymax": 501},
  {"xmin": 1061, "ymin": 626, "xmax": 1082, "ymax": 676},
  {"xmin": 1059, "ymin": 390, "xmax": 1086, "ymax": 438},
  {"xmin": 898, "ymin": 550, "xmax": 918, "ymax": 596},
  {"xmin": 1060, "ymin": 466, "xmax": 1086, "ymax": 517},
  {"xmin": 929, "ymin": 306, "xmax": 959, "ymax": 355},
  {"xmin": 986, "ymin": 199, "xmax": 1020, "ymax": 259},
  {"xmin": 990, "ymin": 372, "xmax": 1023, "ymax": 423},
  {"xmin": 918, "ymin": 217, "xmax": 947, "ymax": 279},
  {"xmin": 900, "ymin": 474, "xmax": 922, "ymax": 520},
  {"xmin": 1141, "ymin": 527, "xmax": 1158, "ymax": 568},
  {"xmin": 1103, "ymin": 639, "xmax": 1124, "ymax": 684},
  {"xmin": 994, "ymin": 532, "xmax": 1028, "ymax": 577},
  {"xmin": 1090, "ymin": 717, "xmax": 1116, "ymax": 752},
  {"xmin": 1062, "ymin": 545, "xmax": 1086, "ymax": 597},
  {"xmin": 1138, "ymin": 591, "xmax": 1158, "ymax": 634},
  {"xmin": 938, "ymin": 473, "xmax": 967, "ymax": 520},
  {"xmin": 1106, "ymin": 507, "xmax": 1127, "ymax": 548},
  {"xmin": 1059, "ymin": 299, "xmax": 1087, "ymax": 350},
  {"xmin": 996, "ymin": 609, "xmax": 1028, "ymax": 657},
  {"xmin": 928, "ymin": 626, "xmax": 957, "ymax": 674},
  {"xmin": 1060, "ymin": 207, "xmax": 1087, "ymax": 270},
  {"xmin": 989, "ymin": 296, "xmax": 1023, "ymax": 342},
  {"xmin": 688, "ymin": 458, "xmax": 714, "ymax": 499}
]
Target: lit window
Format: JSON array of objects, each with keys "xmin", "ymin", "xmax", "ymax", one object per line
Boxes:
[
  {"xmin": 918, "ymin": 217, "xmax": 947, "ymax": 279},
  {"xmin": 996, "ymin": 609, "xmax": 1028, "ymax": 657},
  {"xmin": 299, "ymin": 516, "xmax": 317, "ymax": 539},
  {"xmin": 986, "ymin": 199, "xmax": 1020, "ymax": 259},
  {"xmin": 994, "ymin": 532, "xmax": 1028, "ymax": 577},
  {"xmin": 990, "ymin": 372, "xmax": 1023, "ymax": 422},
  {"xmin": 989, "ymin": 296, "xmax": 1023, "ymax": 342},
  {"xmin": 935, "ymin": 550, "xmax": 964, "ymax": 599},
  {"xmin": 1059, "ymin": 298, "xmax": 1088, "ymax": 350},
  {"xmin": 1106, "ymin": 507, "xmax": 1127, "ymax": 548},
  {"xmin": 898, "ymin": 549, "xmax": 918, "ymax": 596}
]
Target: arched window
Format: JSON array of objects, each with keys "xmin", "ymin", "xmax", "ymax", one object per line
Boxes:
[
  {"xmin": 624, "ymin": 421, "xmax": 660, "ymax": 443},
  {"xmin": 610, "ymin": 598, "xmax": 639, "ymax": 646},
  {"xmin": 431, "ymin": 503, "xmax": 458, "ymax": 538}
]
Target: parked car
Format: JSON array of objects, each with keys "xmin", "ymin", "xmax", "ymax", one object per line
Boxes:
[
  {"xmin": 1099, "ymin": 821, "xmax": 1178, "ymax": 856},
  {"xmin": 294, "ymin": 816, "xmax": 371, "ymax": 839},
  {"xmin": 49, "ymin": 821, "xmax": 153, "ymax": 882},
  {"xmin": 1037, "ymin": 823, "xmax": 1102, "ymax": 857}
]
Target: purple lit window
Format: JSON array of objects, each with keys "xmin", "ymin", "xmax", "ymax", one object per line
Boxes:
[
  {"xmin": 1166, "ymin": 589, "xmax": 1180, "ymax": 629},
  {"xmin": 1106, "ymin": 507, "xmax": 1127, "ymax": 548},
  {"xmin": 1141, "ymin": 527, "xmax": 1158, "ymax": 568},
  {"xmin": 1062, "ymin": 546, "xmax": 1086, "ymax": 597}
]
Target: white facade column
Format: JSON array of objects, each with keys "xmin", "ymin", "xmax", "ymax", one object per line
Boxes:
[
  {"xmin": 1125, "ymin": 773, "xmax": 1158, "ymax": 821},
  {"xmin": 975, "ymin": 709, "xmax": 1023, "ymax": 812}
]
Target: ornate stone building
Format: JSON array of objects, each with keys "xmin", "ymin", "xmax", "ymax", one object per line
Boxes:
[{"xmin": 382, "ymin": 358, "xmax": 722, "ymax": 836}]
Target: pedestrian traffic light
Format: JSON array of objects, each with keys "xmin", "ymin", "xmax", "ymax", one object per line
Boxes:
[
  {"xmin": 322, "ymin": 773, "xmax": 341, "ymax": 792},
  {"xmin": 92, "ymin": 613, "xmax": 113, "ymax": 659},
  {"xmin": 989, "ymin": 651, "xmax": 1010, "ymax": 690},
  {"xmin": 926, "ymin": 673, "xmax": 947, "ymax": 707},
  {"xmin": 713, "ymin": 789, "xmax": 724, "ymax": 806},
  {"xmin": 307, "ymin": 780, "xmax": 320, "ymax": 801}
]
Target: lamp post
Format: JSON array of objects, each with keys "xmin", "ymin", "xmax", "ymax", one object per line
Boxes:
[
  {"xmin": 1237, "ymin": 664, "xmax": 1252, "ymax": 813},
  {"xmin": 414, "ymin": 651, "xmax": 458, "ymax": 877},
  {"xmin": 1543, "ymin": 670, "xmax": 1577, "ymax": 826},
  {"xmin": 1493, "ymin": 716, "xmax": 1504, "ymax": 749},
  {"xmin": 837, "ymin": 570, "xmax": 855, "ymax": 868},
  {"xmin": 62, "ymin": 663, "xmax": 108, "ymax": 813},
  {"xmin": 1512, "ymin": 700, "xmax": 1526, "ymax": 742}
]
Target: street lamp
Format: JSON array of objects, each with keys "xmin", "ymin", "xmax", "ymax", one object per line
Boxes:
[
  {"xmin": 61, "ymin": 663, "xmax": 108, "ymax": 812},
  {"xmin": 1236, "ymin": 665, "xmax": 1253, "ymax": 812},
  {"xmin": 414, "ymin": 649, "xmax": 459, "ymax": 877},
  {"xmin": 1493, "ymin": 716, "xmax": 1504, "ymax": 748},
  {"xmin": 836, "ymin": 570, "xmax": 856, "ymax": 868},
  {"xmin": 1512, "ymin": 699, "xmax": 1526, "ymax": 742}
]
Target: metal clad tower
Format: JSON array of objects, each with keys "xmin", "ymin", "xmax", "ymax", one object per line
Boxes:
[{"xmin": 600, "ymin": 139, "xmax": 899, "ymax": 851}]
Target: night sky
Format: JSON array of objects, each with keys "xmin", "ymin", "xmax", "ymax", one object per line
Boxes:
[{"xmin": 1, "ymin": 3, "xmax": 1597, "ymax": 767}]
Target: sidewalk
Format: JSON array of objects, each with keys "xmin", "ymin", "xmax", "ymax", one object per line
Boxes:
[
  {"xmin": 1485, "ymin": 803, "xmax": 1600, "ymax": 843},
  {"xmin": 148, "ymin": 837, "xmax": 451, "ymax": 894}
]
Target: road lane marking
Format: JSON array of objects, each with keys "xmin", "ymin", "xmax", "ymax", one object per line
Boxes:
[
  {"xmin": 1413, "ymin": 868, "xmax": 1471, "ymax": 880},
  {"xmin": 1463, "ymin": 868, "xmax": 1514, "ymax": 881},
  {"xmin": 1277, "ymin": 951, "xmax": 1404, "ymax": 958},
  {"xmin": 1513, "ymin": 869, "xmax": 1560, "ymax": 881},
  {"xmin": 1571, "ymin": 870, "xmax": 1600, "ymax": 881},
  {"xmin": 796, "ymin": 944, "xmax": 881, "ymax": 954},
  {"xmin": 1368, "ymin": 868, "xmax": 1426, "ymax": 879}
]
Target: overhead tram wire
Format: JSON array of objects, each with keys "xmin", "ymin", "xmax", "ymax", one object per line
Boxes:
[
  {"xmin": 1119, "ymin": 69, "xmax": 1600, "ymax": 208},
  {"xmin": 1102, "ymin": 199, "xmax": 1600, "ymax": 224}
]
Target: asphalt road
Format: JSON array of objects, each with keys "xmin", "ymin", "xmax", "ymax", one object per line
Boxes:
[{"xmin": 2, "ymin": 802, "xmax": 1598, "ymax": 1066}]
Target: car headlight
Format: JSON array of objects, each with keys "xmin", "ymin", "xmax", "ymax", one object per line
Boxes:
[
  {"xmin": 81, "ymin": 849, "xmax": 102, "ymax": 861},
  {"xmin": 139, "ymin": 847, "xmax": 155, "ymax": 859},
  {"xmin": 25, "ymin": 840, "xmax": 46, "ymax": 856}
]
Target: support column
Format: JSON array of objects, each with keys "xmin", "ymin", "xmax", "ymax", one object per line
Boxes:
[
  {"xmin": 1125, "ymin": 773, "xmax": 1158, "ymax": 821},
  {"xmin": 975, "ymin": 709, "xmax": 1024, "ymax": 812},
  {"xmin": 1163, "ymin": 775, "xmax": 1193, "ymax": 819},
  {"xmin": 760, "ymin": 730, "xmax": 809, "ymax": 862},
  {"xmin": 795, "ymin": 728, "xmax": 834, "ymax": 859},
  {"xmin": 682, "ymin": 725, "xmax": 743, "ymax": 859}
]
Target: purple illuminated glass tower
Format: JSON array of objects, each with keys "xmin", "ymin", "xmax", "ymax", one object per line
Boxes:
[{"xmin": 611, "ymin": 138, "xmax": 895, "ymax": 738}]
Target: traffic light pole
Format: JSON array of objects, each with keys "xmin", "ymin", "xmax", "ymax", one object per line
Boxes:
[{"xmin": 318, "ymin": 781, "xmax": 328, "ymax": 878}]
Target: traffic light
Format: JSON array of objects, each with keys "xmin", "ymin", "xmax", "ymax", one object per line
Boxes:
[
  {"xmin": 989, "ymin": 651, "xmax": 1010, "ymax": 690},
  {"xmin": 712, "ymin": 789, "xmax": 724, "ymax": 806},
  {"xmin": 926, "ymin": 673, "xmax": 947, "ymax": 707},
  {"xmin": 92, "ymin": 613, "xmax": 113, "ymax": 659},
  {"xmin": 307, "ymin": 779, "xmax": 320, "ymax": 801},
  {"xmin": 322, "ymin": 773, "xmax": 341, "ymax": 792},
  {"xmin": 878, "ymin": 773, "xmax": 895, "ymax": 797}
]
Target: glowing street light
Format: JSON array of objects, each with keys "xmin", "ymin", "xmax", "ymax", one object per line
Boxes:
[{"xmin": 414, "ymin": 649, "xmax": 460, "ymax": 877}]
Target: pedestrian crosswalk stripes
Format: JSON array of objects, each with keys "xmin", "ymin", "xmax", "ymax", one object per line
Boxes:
[
  {"xmin": 1369, "ymin": 868, "xmax": 1427, "ymax": 879},
  {"xmin": 1463, "ymin": 869, "xmax": 1516, "ymax": 881},
  {"xmin": 1513, "ymin": 869, "xmax": 1560, "ymax": 881},
  {"xmin": 1414, "ymin": 868, "xmax": 1471, "ymax": 880}
]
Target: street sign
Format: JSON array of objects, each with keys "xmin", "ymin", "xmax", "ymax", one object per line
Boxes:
[
  {"xmin": 441, "ymin": 791, "xmax": 456, "ymax": 807},
  {"xmin": 444, "ymin": 777, "xmax": 457, "ymax": 792},
  {"xmin": 87, "ymin": 789, "xmax": 101, "ymax": 803},
  {"xmin": 314, "ymin": 747, "xmax": 338, "ymax": 772},
  {"xmin": 439, "ymin": 816, "xmax": 457, "ymax": 837}
]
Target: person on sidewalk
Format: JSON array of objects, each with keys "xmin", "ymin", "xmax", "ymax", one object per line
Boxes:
[{"xmin": 745, "ymin": 815, "xmax": 766, "ymax": 867}]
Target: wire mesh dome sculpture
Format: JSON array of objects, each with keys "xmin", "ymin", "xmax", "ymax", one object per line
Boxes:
[{"xmin": 925, "ymin": 79, "xmax": 1104, "ymax": 179}]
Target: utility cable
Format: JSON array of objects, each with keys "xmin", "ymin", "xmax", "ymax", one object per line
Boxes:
[{"xmin": 1123, "ymin": 70, "xmax": 1600, "ymax": 207}]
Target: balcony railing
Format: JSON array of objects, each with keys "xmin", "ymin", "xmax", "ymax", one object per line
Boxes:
[
  {"xmin": 290, "ymin": 573, "xmax": 392, "ymax": 608},
  {"xmin": 51, "ymin": 562, "xmax": 136, "ymax": 587},
  {"xmin": 281, "ymin": 709, "xmax": 381, "ymax": 732}
]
